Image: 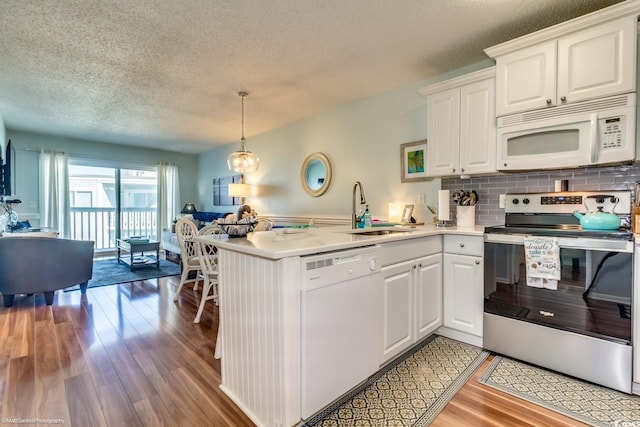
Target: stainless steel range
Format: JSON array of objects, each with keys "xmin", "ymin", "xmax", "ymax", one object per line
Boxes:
[{"xmin": 483, "ymin": 190, "xmax": 634, "ymax": 393}]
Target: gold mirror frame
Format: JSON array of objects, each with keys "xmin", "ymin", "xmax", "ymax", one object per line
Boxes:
[{"xmin": 300, "ymin": 152, "xmax": 332, "ymax": 197}]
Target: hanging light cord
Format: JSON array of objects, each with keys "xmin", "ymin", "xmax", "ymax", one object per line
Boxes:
[
  {"xmin": 227, "ymin": 90, "xmax": 258, "ymax": 172},
  {"xmin": 239, "ymin": 91, "xmax": 248, "ymax": 149}
]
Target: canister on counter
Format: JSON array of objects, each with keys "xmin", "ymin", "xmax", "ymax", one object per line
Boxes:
[{"xmin": 554, "ymin": 179, "xmax": 569, "ymax": 192}]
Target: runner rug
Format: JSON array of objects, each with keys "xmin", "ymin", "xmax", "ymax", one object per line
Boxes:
[
  {"xmin": 65, "ymin": 256, "xmax": 181, "ymax": 291},
  {"xmin": 478, "ymin": 356, "xmax": 640, "ymax": 426},
  {"xmin": 304, "ymin": 335, "xmax": 489, "ymax": 426}
]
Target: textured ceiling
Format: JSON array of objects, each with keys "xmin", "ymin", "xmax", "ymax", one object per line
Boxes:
[{"xmin": 0, "ymin": 0, "xmax": 624, "ymax": 153}]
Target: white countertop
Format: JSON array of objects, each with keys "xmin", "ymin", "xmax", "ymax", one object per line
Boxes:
[{"xmin": 194, "ymin": 225, "xmax": 485, "ymax": 259}]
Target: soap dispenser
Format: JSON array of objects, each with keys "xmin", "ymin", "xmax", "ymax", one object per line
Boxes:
[
  {"xmin": 363, "ymin": 205, "xmax": 372, "ymax": 228},
  {"xmin": 356, "ymin": 208, "xmax": 365, "ymax": 228}
]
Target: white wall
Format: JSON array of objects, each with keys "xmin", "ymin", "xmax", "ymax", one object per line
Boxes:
[{"xmin": 197, "ymin": 61, "xmax": 493, "ymax": 223}]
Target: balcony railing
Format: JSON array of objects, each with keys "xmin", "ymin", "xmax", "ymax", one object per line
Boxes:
[{"xmin": 70, "ymin": 207, "xmax": 157, "ymax": 251}]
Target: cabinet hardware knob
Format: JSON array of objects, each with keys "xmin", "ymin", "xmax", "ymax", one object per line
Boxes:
[
  {"xmin": 452, "ymin": 168, "xmax": 456, "ymax": 173},
  {"xmin": 546, "ymin": 98, "xmax": 552, "ymax": 104},
  {"xmin": 475, "ymin": 260, "xmax": 480, "ymax": 265},
  {"xmin": 560, "ymin": 96, "xmax": 567, "ymax": 102},
  {"xmin": 418, "ymin": 263, "xmax": 422, "ymax": 267},
  {"xmin": 461, "ymin": 168, "xmax": 465, "ymax": 172},
  {"xmin": 504, "ymin": 163, "xmax": 507, "ymax": 167},
  {"xmin": 413, "ymin": 265, "xmax": 417, "ymax": 269},
  {"xmin": 459, "ymin": 243, "xmax": 465, "ymax": 248}
]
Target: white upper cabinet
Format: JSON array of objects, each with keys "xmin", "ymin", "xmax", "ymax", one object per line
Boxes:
[
  {"xmin": 495, "ymin": 41, "xmax": 556, "ymax": 116},
  {"xmin": 491, "ymin": 15, "xmax": 637, "ymax": 117},
  {"xmin": 419, "ymin": 67, "xmax": 496, "ymax": 177},
  {"xmin": 426, "ymin": 88, "xmax": 460, "ymax": 176},
  {"xmin": 459, "ymin": 79, "xmax": 497, "ymax": 175},
  {"xmin": 557, "ymin": 17, "xmax": 636, "ymax": 103}
]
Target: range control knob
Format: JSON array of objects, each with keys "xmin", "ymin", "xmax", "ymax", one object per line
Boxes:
[
  {"xmin": 522, "ymin": 198, "xmax": 530, "ymax": 204},
  {"xmin": 512, "ymin": 198, "xmax": 519, "ymax": 205}
]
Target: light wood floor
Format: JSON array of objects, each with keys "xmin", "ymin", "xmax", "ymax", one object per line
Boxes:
[{"xmin": 0, "ymin": 273, "xmax": 588, "ymax": 426}]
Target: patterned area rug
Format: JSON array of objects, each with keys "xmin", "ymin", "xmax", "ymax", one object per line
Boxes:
[
  {"xmin": 64, "ymin": 257, "xmax": 181, "ymax": 291},
  {"xmin": 304, "ymin": 335, "xmax": 489, "ymax": 426},
  {"xmin": 478, "ymin": 356, "xmax": 640, "ymax": 426}
]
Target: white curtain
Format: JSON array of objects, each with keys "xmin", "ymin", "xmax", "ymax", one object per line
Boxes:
[
  {"xmin": 157, "ymin": 162, "xmax": 180, "ymax": 238},
  {"xmin": 39, "ymin": 151, "xmax": 70, "ymax": 237}
]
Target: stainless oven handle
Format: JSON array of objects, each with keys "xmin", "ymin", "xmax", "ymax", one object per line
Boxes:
[
  {"xmin": 484, "ymin": 233, "xmax": 634, "ymax": 253},
  {"xmin": 484, "ymin": 233, "xmax": 525, "ymax": 245}
]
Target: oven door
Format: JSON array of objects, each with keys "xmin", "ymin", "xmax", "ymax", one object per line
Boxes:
[{"xmin": 483, "ymin": 233, "xmax": 633, "ymax": 393}]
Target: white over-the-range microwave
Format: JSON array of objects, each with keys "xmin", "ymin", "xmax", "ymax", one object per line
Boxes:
[{"xmin": 497, "ymin": 93, "xmax": 636, "ymax": 171}]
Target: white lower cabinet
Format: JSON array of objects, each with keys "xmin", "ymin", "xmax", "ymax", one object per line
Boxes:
[
  {"xmin": 381, "ymin": 253, "xmax": 442, "ymax": 364},
  {"xmin": 415, "ymin": 255, "xmax": 443, "ymax": 341},
  {"xmin": 439, "ymin": 235, "xmax": 484, "ymax": 346},
  {"xmin": 443, "ymin": 253, "xmax": 483, "ymax": 335}
]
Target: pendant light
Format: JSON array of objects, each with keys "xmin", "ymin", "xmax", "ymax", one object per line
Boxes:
[{"xmin": 227, "ymin": 91, "xmax": 259, "ymax": 173}]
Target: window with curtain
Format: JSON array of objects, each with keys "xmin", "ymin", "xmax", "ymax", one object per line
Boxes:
[
  {"xmin": 157, "ymin": 162, "xmax": 180, "ymax": 238},
  {"xmin": 39, "ymin": 150, "xmax": 70, "ymax": 238},
  {"xmin": 67, "ymin": 161, "xmax": 162, "ymax": 251},
  {"xmin": 40, "ymin": 155, "xmax": 179, "ymax": 252}
]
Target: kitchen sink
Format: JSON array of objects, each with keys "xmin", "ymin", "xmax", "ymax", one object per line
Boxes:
[{"xmin": 346, "ymin": 228, "xmax": 415, "ymax": 236}]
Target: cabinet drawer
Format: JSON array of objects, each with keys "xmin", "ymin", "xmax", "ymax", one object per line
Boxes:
[
  {"xmin": 380, "ymin": 236, "xmax": 442, "ymax": 267},
  {"xmin": 444, "ymin": 235, "xmax": 482, "ymax": 256}
]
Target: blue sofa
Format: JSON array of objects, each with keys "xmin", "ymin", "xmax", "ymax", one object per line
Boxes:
[{"xmin": 193, "ymin": 211, "xmax": 230, "ymax": 225}]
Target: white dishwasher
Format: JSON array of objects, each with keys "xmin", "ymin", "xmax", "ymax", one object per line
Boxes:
[{"xmin": 301, "ymin": 244, "xmax": 382, "ymax": 419}]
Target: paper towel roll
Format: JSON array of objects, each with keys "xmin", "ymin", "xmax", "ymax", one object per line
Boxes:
[{"xmin": 438, "ymin": 190, "xmax": 450, "ymax": 221}]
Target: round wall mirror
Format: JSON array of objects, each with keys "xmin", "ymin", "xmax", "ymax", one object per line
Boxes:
[{"xmin": 300, "ymin": 152, "xmax": 332, "ymax": 197}]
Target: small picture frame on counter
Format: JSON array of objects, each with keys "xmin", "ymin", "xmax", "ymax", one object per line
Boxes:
[{"xmin": 401, "ymin": 204, "xmax": 414, "ymax": 224}]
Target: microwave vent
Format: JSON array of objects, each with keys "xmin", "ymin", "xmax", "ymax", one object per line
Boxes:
[{"xmin": 498, "ymin": 93, "xmax": 636, "ymax": 127}]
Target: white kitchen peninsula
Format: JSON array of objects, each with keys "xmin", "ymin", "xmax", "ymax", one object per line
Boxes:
[{"xmin": 195, "ymin": 225, "xmax": 484, "ymax": 427}]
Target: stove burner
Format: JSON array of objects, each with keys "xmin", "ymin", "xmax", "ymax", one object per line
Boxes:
[{"xmin": 488, "ymin": 190, "xmax": 634, "ymax": 241}]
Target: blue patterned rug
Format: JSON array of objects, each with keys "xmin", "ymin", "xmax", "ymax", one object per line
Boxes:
[
  {"xmin": 479, "ymin": 356, "xmax": 640, "ymax": 426},
  {"xmin": 304, "ymin": 335, "xmax": 489, "ymax": 426},
  {"xmin": 65, "ymin": 257, "xmax": 181, "ymax": 291}
]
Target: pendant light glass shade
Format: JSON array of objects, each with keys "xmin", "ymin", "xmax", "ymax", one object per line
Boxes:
[{"xmin": 228, "ymin": 92, "xmax": 259, "ymax": 173}]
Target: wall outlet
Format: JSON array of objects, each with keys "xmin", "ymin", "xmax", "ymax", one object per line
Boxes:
[
  {"xmin": 499, "ymin": 194, "xmax": 506, "ymax": 209},
  {"xmin": 417, "ymin": 193, "xmax": 425, "ymax": 204}
]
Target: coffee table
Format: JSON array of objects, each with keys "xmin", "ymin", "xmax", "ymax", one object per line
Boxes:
[{"xmin": 117, "ymin": 239, "xmax": 160, "ymax": 271}]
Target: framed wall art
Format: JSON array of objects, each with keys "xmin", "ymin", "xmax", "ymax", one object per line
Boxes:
[
  {"xmin": 213, "ymin": 174, "xmax": 243, "ymax": 206},
  {"xmin": 400, "ymin": 140, "xmax": 430, "ymax": 182}
]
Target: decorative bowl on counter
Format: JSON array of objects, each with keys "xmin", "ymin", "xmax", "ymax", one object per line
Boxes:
[
  {"xmin": 216, "ymin": 216, "xmax": 260, "ymax": 237},
  {"xmin": 217, "ymin": 222, "xmax": 257, "ymax": 237}
]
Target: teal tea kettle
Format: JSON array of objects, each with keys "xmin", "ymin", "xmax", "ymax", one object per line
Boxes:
[{"xmin": 572, "ymin": 195, "xmax": 621, "ymax": 230}]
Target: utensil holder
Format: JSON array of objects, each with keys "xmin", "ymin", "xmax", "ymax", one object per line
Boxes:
[{"xmin": 456, "ymin": 205, "xmax": 476, "ymax": 227}]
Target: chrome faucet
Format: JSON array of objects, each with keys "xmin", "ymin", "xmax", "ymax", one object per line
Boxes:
[{"xmin": 352, "ymin": 181, "xmax": 367, "ymax": 229}]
